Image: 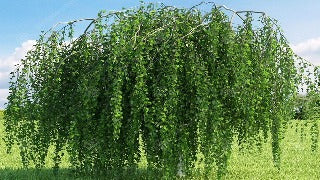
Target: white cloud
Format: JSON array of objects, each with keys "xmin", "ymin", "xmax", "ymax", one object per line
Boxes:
[
  {"xmin": 0, "ymin": 40, "xmax": 36, "ymax": 72},
  {"xmin": 0, "ymin": 89, "xmax": 9, "ymax": 109},
  {"xmin": 291, "ymin": 37, "xmax": 320, "ymax": 65},
  {"xmin": 0, "ymin": 40, "xmax": 36, "ymax": 109}
]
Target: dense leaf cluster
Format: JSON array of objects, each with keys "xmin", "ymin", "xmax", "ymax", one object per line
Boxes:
[{"xmin": 4, "ymin": 3, "xmax": 310, "ymax": 178}]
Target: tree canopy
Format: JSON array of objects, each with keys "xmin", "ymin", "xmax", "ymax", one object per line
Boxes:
[{"xmin": 4, "ymin": 2, "xmax": 319, "ymax": 179}]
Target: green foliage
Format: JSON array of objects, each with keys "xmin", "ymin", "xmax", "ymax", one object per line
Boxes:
[
  {"xmin": 2, "ymin": 113, "xmax": 320, "ymax": 179},
  {"xmin": 3, "ymin": 2, "xmax": 308, "ymax": 179},
  {"xmin": 293, "ymin": 94, "xmax": 308, "ymax": 120},
  {"xmin": 299, "ymin": 92, "xmax": 320, "ymax": 151}
]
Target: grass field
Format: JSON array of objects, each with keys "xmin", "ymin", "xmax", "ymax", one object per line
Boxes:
[{"xmin": 1, "ymin": 110, "xmax": 320, "ymax": 179}]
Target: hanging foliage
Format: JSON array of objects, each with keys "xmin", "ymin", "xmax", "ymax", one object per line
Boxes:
[{"xmin": 3, "ymin": 2, "xmax": 316, "ymax": 179}]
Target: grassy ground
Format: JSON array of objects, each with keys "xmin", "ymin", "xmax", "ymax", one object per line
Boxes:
[
  {"xmin": 1, "ymin": 110, "xmax": 320, "ymax": 179},
  {"xmin": 226, "ymin": 120, "xmax": 320, "ymax": 179}
]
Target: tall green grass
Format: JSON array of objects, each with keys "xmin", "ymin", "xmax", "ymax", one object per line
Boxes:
[{"xmin": 0, "ymin": 111, "xmax": 319, "ymax": 179}]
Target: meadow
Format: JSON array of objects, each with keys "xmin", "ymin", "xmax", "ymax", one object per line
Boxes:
[{"xmin": 0, "ymin": 110, "xmax": 320, "ymax": 179}]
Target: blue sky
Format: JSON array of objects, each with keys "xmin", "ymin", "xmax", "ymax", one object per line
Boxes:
[{"xmin": 0, "ymin": 0, "xmax": 320, "ymax": 108}]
